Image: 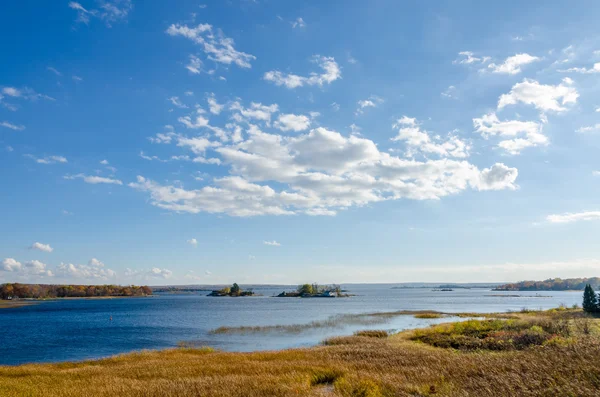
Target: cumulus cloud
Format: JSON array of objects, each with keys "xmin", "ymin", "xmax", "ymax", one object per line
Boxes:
[
  {"xmin": 1, "ymin": 258, "xmax": 53, "ymax": 277},
  {"xmin": 264, "ymin": 55, "xmax": 341, "ymax": 89},
  {"xmin": 130, "ymin": 111, "xmax": 517, "ymax": 217},
  {"xmin": 166, "ymin": 23, "xmax": 256, "ymax": 68},
  {"xmin": 274, "ymin": 114, "xmax": 311, "ymax": 132},
  {"xmin": 391, "ymin": 116, "xmax": 470, "ymax": 158},
  {"xmin": 498, "ymin": 78, "xmax": 579, "ymax": 112},
  {"xmin": 64, "ymin": 174, "xmax": 123, "ymax": 185},
  {"xmin": 57, "ymin": 258, "xmax": 116, "ymax": 280},
  {"xmin": 487, "ymin": 53, "xmax": 540, "ymax": 75},
  {"xmin": 473, "ymin": 112, "xmax": 548, "ymax": 155},
  {"xmin": 30, "ymin": 242, "xmax": 53, "ymax": 253},
  {"xmin": 355, "ymin": 96, "xmax": 384, "ymax": 115},
  {"xmin": 187, "ymin": 238, "xmax": 198, "ymax": 246},
  {"xmin": 149, "ymin": 267, "xmax": 173, "ymax": 279},
  {"xmin": 207, "ymin": 95, "xmax": 223, "ymax": 115},
  {"xmin": 547, "ymin": 211, "xmax": 600, "ymax": 224}
]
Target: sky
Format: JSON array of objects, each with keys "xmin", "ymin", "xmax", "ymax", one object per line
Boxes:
[{"xmin": 2, "ymin": 0, "xmax": 600, "ymax": 285}]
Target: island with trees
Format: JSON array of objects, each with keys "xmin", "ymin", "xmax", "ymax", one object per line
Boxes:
[
  {"xmin": 494, "ymin": 277, "xmax": 600, "ymax": 291},
  {"xmin": 207, "ymin": 283, "xmax": 255, "ymax": 297},
  {"xmin": 276, "ymin": 283, "xmax": 349, "ymax": 298},
  {"xmin": 0, "ymin": 283, "xmax": 152, "ymax": 300}
]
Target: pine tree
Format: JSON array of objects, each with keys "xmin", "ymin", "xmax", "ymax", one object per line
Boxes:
[{"xmin": 582, "ymin": 284, "xmax": 597, "ymax": 313}]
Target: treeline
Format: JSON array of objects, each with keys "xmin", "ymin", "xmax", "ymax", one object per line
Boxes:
[
  {"xmin": 0, "ymin": 283, "xmax": 152, "ymax": 299},
  {"xmin": 494, "ymin": 277, "xmax": 600, "ymax": 291}
]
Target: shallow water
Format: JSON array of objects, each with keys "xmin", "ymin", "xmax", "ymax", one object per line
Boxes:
[{"xmin": 0, "ymin": 285, "xmax": 581, "ymax": 365}]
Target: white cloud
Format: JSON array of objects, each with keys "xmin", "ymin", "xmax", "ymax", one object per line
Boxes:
[
  {"xmin": 1, "ymin": 258, "xmax": 53, "ymax": 277},
  {"xmin": 559, "ymin": 62, "xmax": 600, "ymax": 74},
  {"xmin": 26, "ymin": 155, "xmax": 68, "ymax": 164},
  {"xmin": 330, "ymin": 102, "xmax": 340, "ymax": 112},
  {"xmin": 186, "ymin": 55, "xmax": 203, "ymax": 74},
  {"xmin": 473, "ymin": 112, "xmax": 548, "ymax": 155},
  {"xmin": 57, "ymin": 259, "xmax": 115, "ymax": 280},
  {"xmin": 187, "ymin": 238, "xmax": 198, "ymax": 246},
  {"xmin": 453, "ymin": 51, "xmax": 490, "ymax": 65},
  {"xmin": 230, "ymin": 102, "xmax": 279, "ymax": 124},
  {"xmin": 274, "ymin": 114, "xmax": 311, "ymax": 132},
  {"xmin": 264, "ymin": 55, "xmax": 341, "ymax": 89},
  {"xmin": 207, "ymin": 95, "xmax": 223, "ymax": 115},
  {"xmin": 487, "ymin": 53, "xmax": 540, "ymax": 75},
  {"xmin": 130, "ymin": 118, "xmax": 516, "ymax": 217},
  {"xmin": 30, "ymin": 242, "xmax": 53, "ymax": 253},
  {"xmin": 498, "ymin": 78, "xmax": 579, "ymax": 112},
  {"xmin": 47, "ymin": 67, "xmax": 62, "ymax": 76},
  {"xmin": 149, "ymin": 267, "xmax": 173, "ymax": 279},
  {"xmin": 441, "ymin": 86, "xmax": 457, "ymax": 99},
  {"xmin": 166, "ymin": 23, "xmax": 256, "ymax": 68},
  {"xmin": 355, "ymin": 95, "xmax": 384, "ymax": 115},
  {"xmin": 72, "ymin": 75, "xmax": 83, "ymax": 82},
  {"xmin": 391, "ymin": 116, "xmax": 470, "ymax": 158},
  {"xmin": 178, "ymin": 113, "xmax": 209, "ymax": 129},
  {"xmin": 168, "ymin": 96, "xmax": 188, "ymax": 109},
  {"xmin": 291, "ymin": 17, "xmax": 305, "ymax": 28},
  {"xmin": 69, "ymin": 0, "xmax": 133, "ymax": 27},
  {"xmin": 593, "ymin": 171, "xmax": 600, "ymax": 177},
  {"xmin": 1, "ymin": 258, "xmax": 22, "ymax": 272},
  {"xmin": 264, "ymin": 240, "xmax": 281, "ymax": 246},
  {"xmin": 100, "ymin": 159, "xmax": 109, "ymax": 165},
  {"xmin": 576, "ymin": 124, "xmax": 600, "ymax": 133},
  {"xmin": 0, "ymin": 121, "xmax": 25, "ymax": 131},
  {"xmin": 547, "ymin": 211, "xmax": 600, "ymax": 224},
  {"xmin": 64, "ymin": 174, "xmax": 123, "ymax": 185}
]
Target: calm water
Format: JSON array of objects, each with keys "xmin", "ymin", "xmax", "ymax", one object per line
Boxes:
[{"xmin": 0, "ymin": 285, "xmax": 581, "ymax": 365}]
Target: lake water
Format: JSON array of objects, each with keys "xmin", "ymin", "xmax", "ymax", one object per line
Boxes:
[{"xmin": 0, "ymin": 285, "xmax": 582, "ymax": 365}]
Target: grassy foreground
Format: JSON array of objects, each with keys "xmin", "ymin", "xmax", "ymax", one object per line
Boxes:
[{"xmin": 1, "ymin": 309, "xmax": 600, "ymax": 396}]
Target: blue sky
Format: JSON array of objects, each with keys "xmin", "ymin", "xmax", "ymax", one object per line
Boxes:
[{"xmin": 2, "ymin": 0, "xmax": 600, "ymax": 285}]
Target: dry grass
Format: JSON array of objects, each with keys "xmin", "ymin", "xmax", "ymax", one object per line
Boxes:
[
  {"xmin": 1, "ymin": 309, "xmax": 600, "ymax": 396},
  {"xmin": 414, "ymin": 313, "xmax": 444, "ymax": 319}
]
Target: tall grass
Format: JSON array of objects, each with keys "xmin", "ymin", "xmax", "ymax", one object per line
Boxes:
[{"xmin": 1, "ymin": 309, "xmax": 598, "ymax": 396}]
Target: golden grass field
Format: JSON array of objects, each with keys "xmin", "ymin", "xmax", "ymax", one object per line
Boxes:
[{"xmin": 1, "ymin": 308, "xmax": 599, "ymax": 396}]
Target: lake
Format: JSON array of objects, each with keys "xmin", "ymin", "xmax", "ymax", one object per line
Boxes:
[{"xmin": 0, "ymin": 285, "xmax": 581, "ymax": 365}]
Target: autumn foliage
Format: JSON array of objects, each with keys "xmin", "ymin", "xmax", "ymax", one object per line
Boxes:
[{"xmin": 0, "ymin": 283, "xmax": 152, "ymax": 299}]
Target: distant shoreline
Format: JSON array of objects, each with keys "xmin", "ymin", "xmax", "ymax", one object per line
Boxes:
[{"xmin": 0, "ymin": 295, "xmax": 154, "ymax": 309}]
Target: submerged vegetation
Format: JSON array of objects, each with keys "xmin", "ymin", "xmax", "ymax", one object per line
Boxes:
[
  {"xmin": 0, "ymin": 283, "xmax": 152, "ymax": 300},
  {"xmin": 207, "ymin": 283, "xmax": 255, "ymax": 297},
  {"xmin": 2, "ymin": 308, "xmax": 600, "ymax": 396}
]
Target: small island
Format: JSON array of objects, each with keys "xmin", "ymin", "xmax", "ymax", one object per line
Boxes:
[
  {"xmin": 207, "ymin": 283, "xmax": 255, "ymax": 297},
  {"xmin": 277, "ymin": 283, "xmax": 348, "ymax": 298}
]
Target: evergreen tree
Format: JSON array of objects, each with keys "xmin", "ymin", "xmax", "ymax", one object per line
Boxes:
[{"xmin": 582, "ymin": 284, "xmax": 597, "ymax": 313}]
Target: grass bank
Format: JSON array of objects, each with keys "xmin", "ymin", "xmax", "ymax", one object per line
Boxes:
[{"xmin": 1, "ymin": 308, "xmax": 599, "ymax": 396}]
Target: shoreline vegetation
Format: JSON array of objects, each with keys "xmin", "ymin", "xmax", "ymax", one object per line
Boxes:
[
  {"xmin": 0, "ymin": 284, "xmax": 153, "ymax": 309},
  {"xmin": 207, "ymin": 283, "xmax": 255, "ymax": 297},
  {"xmin": 494, "ymin": 277, "xmax": 600, "ymax": 291},
  {"xmin": 276, "ymin": 283, "xmax": 350, "ymax": 298},
  {"xmin": 1, "ymin": 306, "xmax": 599, "ymax": 396}
]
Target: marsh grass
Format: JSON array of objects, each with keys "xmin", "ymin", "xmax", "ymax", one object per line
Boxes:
[
  {"xmin": 210, "ymin": 310, "xmax": 447, "ymax": 335},
  {"xmin": 2, "ymin": 309, "xmax": 600, "ymax": 396}
]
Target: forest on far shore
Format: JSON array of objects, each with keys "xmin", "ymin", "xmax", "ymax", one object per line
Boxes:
[
  {"xmin": 0, "ymin": 283, "xmax": 152, "ymax": 299},
  {"xmin": 494, "ymin": 277, "xmax": 600, "ymax": 291}
]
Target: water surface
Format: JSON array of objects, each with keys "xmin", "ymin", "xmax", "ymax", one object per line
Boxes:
[{"xmin": 0, "ymin": 285, "xmax": 580, "ymax": 365}]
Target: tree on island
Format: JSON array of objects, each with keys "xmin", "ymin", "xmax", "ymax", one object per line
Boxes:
[
  {"xmin": 583, "ymin": 284, "xmax": 598, "ymax": 313},
  {"xmin": 231, "ymin": 283, "xmax": 241, "ymax": 296}
]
